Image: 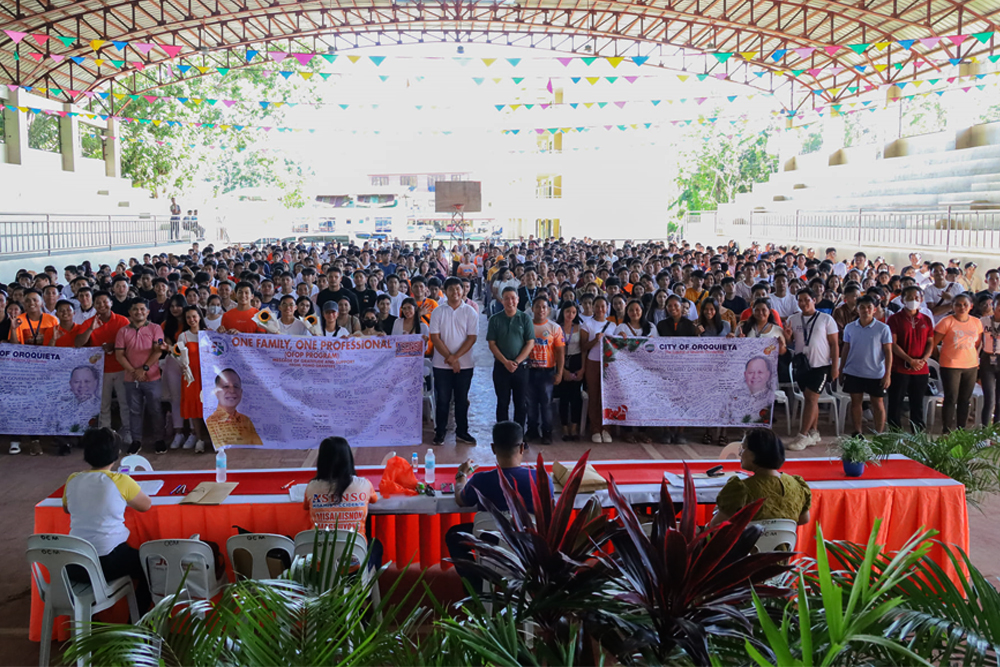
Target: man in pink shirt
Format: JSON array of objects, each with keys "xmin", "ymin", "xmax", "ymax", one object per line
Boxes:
[{"xmin": 115, "ymin": 298, "xmax": 168, "ymax": 454}]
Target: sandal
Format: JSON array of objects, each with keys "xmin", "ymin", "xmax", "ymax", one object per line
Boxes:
[
  {"xmin": 718, "ymin": 433, "xmax": 729, "ymax": 447},
  {"xmin": 702, "ymin": 431, "xmax": 713, "ymax": 444}
]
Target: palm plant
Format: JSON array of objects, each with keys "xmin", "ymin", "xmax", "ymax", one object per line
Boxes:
[
  {"xmin": 63, "ymin": 531, "xmax": 420, "ymax": 667},
  {"xmin": 603, "ymin": 464, "xmax": 795, "ymax": 666}
]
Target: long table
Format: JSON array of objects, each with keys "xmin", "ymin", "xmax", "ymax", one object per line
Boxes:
[{"xmin": 31, "ymin": 455, "xmax": 968, "ymax": 642}]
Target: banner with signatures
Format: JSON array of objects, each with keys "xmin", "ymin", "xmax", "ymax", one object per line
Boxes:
[
  {"xmin": 601, "ymin": 336, "xmax": 780, "ymax": 427},
  {"xmin": 198, "ymin": 331, "xmax": 424, "ymax": 448}
]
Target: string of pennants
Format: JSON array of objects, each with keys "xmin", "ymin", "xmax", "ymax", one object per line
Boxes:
[{"xmin": 2, "ymin": 28, "xmax": 998, "ymax": 73}]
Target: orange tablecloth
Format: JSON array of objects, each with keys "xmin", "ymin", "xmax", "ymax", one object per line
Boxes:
[{"xmin": 30, "ymin": 456, "xmax": 969, "ymax": 642}]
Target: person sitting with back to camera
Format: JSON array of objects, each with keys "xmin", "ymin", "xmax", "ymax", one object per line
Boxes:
[
  {"xmin": 708, "ymin": 427, "xmax": 811, "ymax": 529},
  {"xmin": 302, "ymin": 436, "xmax": 382, "ymax": 569},
  {"xmin": 444, "ymin": 420, "xmax": 554, "ymax": 590}
]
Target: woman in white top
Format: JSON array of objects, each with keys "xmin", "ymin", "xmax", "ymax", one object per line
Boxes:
[
  {"xmin": 320, "ymin": 301, "xmax": 349, "ymax": 337},
  {"xmin": 582, "ymin": 296, "xmax": 615, "ymax": 443},
  {"xmin": 646, "ymin": 289, "xmax": 670, "ymax": 327},
  {"xmin": 352, "ymin": 308, "xmax": 387, "ymax": 338},
  {"xmin": 738, "ymin": 298, "xmax": 787, "ymax": 355},
  {"xmin": 276, "ymin": 295, "xmax": 310, "ymax": 336},
  {"xmin": 204, "ymin": 294, "xmax": 224, "ymax": 332},
  {"xmin": 391, "ymin": 298, "xmax": 430, "ymax": 337},
  {"xmin": 556, "ymin": 301, "xmax": 589, "ymax": 442},
  {"xmin": 336, "ymin": 297, "xmax": 361, "ymax": 335},
  {"xmin": 615, "ymin": 299, "xmax": 655, "ymax": 337},
  {"xmin": 62, "ymin": 428, "xmax": 153, "ymax": 612},
  {"xmin": 980, "ymin": 293, "xmax": 1000, "ymax": 426}
]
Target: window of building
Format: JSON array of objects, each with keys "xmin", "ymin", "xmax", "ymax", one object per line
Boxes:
[
  {"xmin": 27, "ymin": 112, "xmax": 60, "ymax": 153},
  {"xmin": 80, "ymin": 127, "xmax": 105, "ymax": 159},
  {"xmin": 451, "ymin": 174, "xmax": 464, "ymax": 181},
  {"xmin": 400, "ymin": 175, "xmax": 417, "ymax": 187},
  {"xmin": 371, "ymin": 175, "xmax": 389, "ymax": 186}
]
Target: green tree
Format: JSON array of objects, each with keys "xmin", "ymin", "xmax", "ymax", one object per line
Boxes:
[{"xmin": 670, "ymin": 118, "xmax": 779, "ymax": 218}]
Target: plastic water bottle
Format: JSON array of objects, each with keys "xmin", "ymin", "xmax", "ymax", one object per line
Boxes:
[
  {"xmin": 411, "ymin": 452, "xmax": 419, "ymax": 475},
  {"xmin": 424, "ymin": 449, "xmax": 436, "ymax": 484},
  {"xmin": 215, "ymin": 446, "xmax": 227, "ymax": 483}
]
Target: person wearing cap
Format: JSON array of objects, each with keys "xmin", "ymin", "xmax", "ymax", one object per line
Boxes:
[
  {"xmin": 960, "ymin": 262, "xmax": 984, "ymax": 293},
  {"xmin": 320, "ymin": 300, "xmax": 349, "ymax": 337}
]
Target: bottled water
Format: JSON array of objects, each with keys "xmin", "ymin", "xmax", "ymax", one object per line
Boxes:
[
  {"xmin": 215, "ymin": 446, "xmax": 227, "ymax": 483},
  {"xmin": 424, "ymin": 449, "xmax": 436, "ymax": 484}
]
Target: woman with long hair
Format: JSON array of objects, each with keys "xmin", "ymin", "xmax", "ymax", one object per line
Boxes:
[
  {"xmin": 302, "ymin": 436, "xmax": 382, "ymax": 569},
  {"xmin": 739, "ymin": 298, "xmax": 787, "ymax": 356},
  {"xmin": 177, "ymin": 306, "xmax": 209, "ymax": 453},
  {"xmin": 582, "ymin": 296, "xmax": 615, "ymax": 443},
  {"xmin": 391, "ymin": 297, "xmax": 430, "ymax": 337},
  {"xmin": 646, "ymin": 288, "xmax": 670, "ymax": 327},
  {"xmin": 934, "ymin": 293, "xmax": 984, "ymax": 433},
  {"xmin": 556, "ymin": 300, "xmax": 588, "ymax": 442},
  {"xmin": 161, "ymin": 294, "xmax": 189, "ymax": 451},
  {"xmin": 609, "ymin": 294, "xmax": 628, "ymax": 326},
  {"xmin": 697, "ymin": 298, "xmax": 731, "ymax": 337},
  {"xmin": 295, "ymin": 295, "xmax": 315, "ymax": 319},
  {"xmin": 616, "ymin": 299, "xmax": 653, "ymax": 337}
]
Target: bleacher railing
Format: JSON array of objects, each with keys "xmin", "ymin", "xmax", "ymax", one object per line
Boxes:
[
  {"xmin": 0, "ymin": 213, "xmax": 186, "ymax": 256},
  {"xmin": 714, "ymin": 207, "xmax": 1000, "ymax": 253}
]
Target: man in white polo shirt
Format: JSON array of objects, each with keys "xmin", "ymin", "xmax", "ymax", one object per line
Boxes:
[{"xmin": 428, "ymin": 277, "xmax": 479, "ymax": 446}]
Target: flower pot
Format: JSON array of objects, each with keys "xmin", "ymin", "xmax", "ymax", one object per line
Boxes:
[{"xmin": 843, "ymin": 460, "xmax": 865, "ymax": 477}]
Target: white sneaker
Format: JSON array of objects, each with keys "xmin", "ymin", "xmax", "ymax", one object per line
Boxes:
[
  {"xmin": 182, "ymin": 434, "xmax": 197, "ymax": 450},
  {"xmin": 194, "ymin": 440, "xmax": 206, "ymax": 453},
  {"xmin": 8, "ymin": 441, "xmax": 20, "ymax": 455},
  {"xmin": 170, "ymin": 434, "xmax": 185, "ymax": 449},
  {"xmin": 601, "ymin": 431, "xmax": 613, "ymax": 443},
  {"xmin": 592, "ymin": 433, "xmax": 603, "ymax": 443},
  {"xmin": 808, "ymin": 430, "xmax": 822, "ymax": 446},
  {"xmin": 786, "ymin": 434, "xmax": 811, "ymax": 451}
]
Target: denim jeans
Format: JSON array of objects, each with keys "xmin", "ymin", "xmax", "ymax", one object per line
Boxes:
[
  {"xmin": 887, "ymin": 372, "xmax": 929, "ymax": 431},
  {"xmin": 493, "ymin": 360, "xmax": 528, "ymax": 428},
  {"xmin": 433, "ymin": 367, "xmax": 474, "ymax": 438},
  {"xmin": 125, "ymin": 379, "xmax": 163, "ymax": 445},
  {"xmin": 101, "ymin": 371, "xmax": 132, "ymax": 440},
  {"xmin": 526, "ymin": 367, "xmax": 556, "ymax": 437},
  {"xmin": 940, "ymin": 366, "xmax": 978, "ymax": 433},
  {"xmin": 980, "ymin": 354, "xmax": 1000, "ymax": 425}
]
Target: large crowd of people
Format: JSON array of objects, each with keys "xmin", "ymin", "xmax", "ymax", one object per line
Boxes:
[{"xmin": 3, "ymin": 238, "xmax": 1000, "ymax": 456}]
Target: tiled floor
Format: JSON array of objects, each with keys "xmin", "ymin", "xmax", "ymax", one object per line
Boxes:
[{"xmin": 2, "ymin": 311, "xmax": 996, "ymax": 666}]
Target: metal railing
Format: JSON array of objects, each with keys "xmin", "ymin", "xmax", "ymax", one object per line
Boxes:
[
  {"xmin": 0, "ymin": 213, "xmax": 181, "ymax": 256},
  {"xmin": 712, "ymin": 207, "xmax": 1000, "ymax": 253}
]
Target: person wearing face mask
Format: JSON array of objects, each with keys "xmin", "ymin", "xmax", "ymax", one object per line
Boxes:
[
  {"xmin": 352, "ymin": 308, "xmax": 386, "ymax": 338},
  {"xmin": 204, "ymin": 295, "xmax": 224, "ymax": 331}
]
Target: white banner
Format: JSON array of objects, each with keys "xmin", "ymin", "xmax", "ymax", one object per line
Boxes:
[
  {"xmin": 601, "ymin": 336, "xmax": 780, "ymax": 427},
  {"xmin": 198, "ymin": 331, "xmax": 424, "ymax": 449},
  {"xmin": 0, "ymin": 346, "xmax": 104, "ymax": 436}
]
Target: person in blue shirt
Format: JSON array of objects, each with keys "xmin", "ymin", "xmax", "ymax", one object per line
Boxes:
[
  {"xmin": 445, "ymin": 421, "xmax": 553, "ymax": 590},
  {"xmin": 840, "ymin": 295, "xmax": 893, "ymax": 435}
]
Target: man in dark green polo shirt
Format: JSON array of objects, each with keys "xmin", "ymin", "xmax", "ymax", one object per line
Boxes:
[{"xmin": 486, "ymin": 286, "xmax": 535, "ymax": 429}]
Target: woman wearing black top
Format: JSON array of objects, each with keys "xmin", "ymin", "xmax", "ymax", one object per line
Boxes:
[
  {"xmin": 656, "ymin": 295, "xmax": 699, "ymax": 337},
  {"xmin": 375, "ymin": 294, "xmax": 397, "ymax": 335}
]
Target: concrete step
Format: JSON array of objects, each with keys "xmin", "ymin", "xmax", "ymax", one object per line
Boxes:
[{"xmin": 939, "ymin": 191, "xmax": 1000, "ymax": 204}]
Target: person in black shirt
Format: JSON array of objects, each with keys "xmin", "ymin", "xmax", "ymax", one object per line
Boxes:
[
  {"xmin": 656, "ymin": 295, "xmax": 700, "ymax": 337},
  {"xmin": 517, "ymin": 268, "xmax": 542, "ymax": 312},
  {"xmin": 721, "ymin": 277, "xmax": 748, "ymax": 316},
  {"xmin": 375, "ymin": 294, "xmax": 396, "ymax": 335},
  {"xmin": 351, "ymin": 269, "xmax": 378, "ymax": 314},
  {"xmin": 135, "ymin": 270, "xmax": 157, "ymax": 302},
  {"xmin": 110, "ymin": 275, "xmax": 133, "ymax": 317},
  {"xmin": 315, "ymin": 267, "xmax": 359, "ymax": 315}
]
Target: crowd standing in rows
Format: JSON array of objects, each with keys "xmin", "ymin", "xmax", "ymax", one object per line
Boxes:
[{"xmin": 3, "ymin": 239, "xmax": 999, "ymax": 456}]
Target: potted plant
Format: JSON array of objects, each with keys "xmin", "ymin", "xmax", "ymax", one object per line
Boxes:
[{"xmin": 835, "ymin": 435, "xmax": 879, "ymax": 477}]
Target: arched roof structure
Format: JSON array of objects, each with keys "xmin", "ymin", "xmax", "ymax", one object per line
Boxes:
[{"xmin": 1, "ymin": 0, "xmax": 998, "ymax": 112}]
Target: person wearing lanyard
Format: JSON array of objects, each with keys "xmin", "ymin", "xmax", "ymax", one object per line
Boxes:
[
  {"xmin": 517, "ymin": 268, "xmax": 541, "ymax": 312},
  {"xmin": 582, "ymin": 296, "xmax": 616, "ymax": 443},
  {"xmin": 486, "ymin": 286, "xmax": 535, "ymax": 430},
  {"xmin": 979, "ymin": 293, "xmax": 1000, "ymax": 426}
]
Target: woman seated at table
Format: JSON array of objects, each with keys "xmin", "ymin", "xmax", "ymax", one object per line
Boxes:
[
  {"xmin": 62, "ymin": 427, "xmax": 153, "ymax": 612},
  {"xmin": 708, "ymin": 428, "xmax": 811, "ymax": 529},
  {"xmin": 302, "ymin": 436, "xmax": 382, "ymax": 569}
]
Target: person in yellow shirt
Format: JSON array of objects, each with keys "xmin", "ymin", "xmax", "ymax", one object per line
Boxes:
[
  {"xmin": 206, "ymin": 368, "xmax": 263, "ymax": 447},
  {"xmin": 684, "ymin": 270, "xmax": 709, "ymax": 307}
]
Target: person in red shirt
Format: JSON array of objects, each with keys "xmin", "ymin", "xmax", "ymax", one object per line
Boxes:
[
  {"xmin": 886, "ymin": 285, "xmax": 935, "ymax": 431},
  {"xmin": 76, "ymin": 291, "xmax": 133, "ymax": 444},
  {"xmin": 220, "ymin": 282, "xmax": 262, "ymax": 334},
  {"xmin": 49, "ymin": 300, "xmax": 86, "ymax": 347}
]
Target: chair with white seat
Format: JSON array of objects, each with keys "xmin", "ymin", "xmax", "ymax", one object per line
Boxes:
[
  {"xmin": 292, "ymin": 529, "xmax": 382, "ymax": 612},
  {"xmin": 422, "ymin": 358, "xmax": 435, "ymax": 427},
  {"xmin": 119, "ymin": 454, "xmax": 153, "ymax": 472},
  {"xmin": 27, "ymin": 534, "xmax": 140, "ymax": 667},
  {"xmin": 751, "ymin": 519, "xmax": 798, "ymax": 554},
  {"xmin": 226, "ymin": 533, "xmax": 294, "ymax": 581},
  {"xmin": 924, "ymin": 359, "xmax": 946, "ymax": 428},
  {"xmin": 139, "ymin": 539, "xmax": 225, "ymax": 604}
]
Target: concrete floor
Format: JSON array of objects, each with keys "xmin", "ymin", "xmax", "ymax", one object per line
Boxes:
[{"xmin": 3, "ymin": 311, "xmax": 998, "ymax": 666}]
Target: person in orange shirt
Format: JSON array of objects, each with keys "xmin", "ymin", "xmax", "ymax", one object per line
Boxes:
[
  {"xmin": 221, "ymin": 282, "xmax": 262, "ymax": 334},
  {"xmin": 206, "ymin": 368, "xmax": 263, "ymax": 447},
  {"xmin": 411, "ymin": 276, "xmax": 437, "ymax": 356},
  {"xmin": 50, "ymin": 300, "xmax": 87, "ymax": 347},
  {"xmin": 8, "ymin": 290, "xmax": 57, "ymax": 345},
  {"xmin": 526, "ymin": 297, "xmax": 565, "ymax": 444}
]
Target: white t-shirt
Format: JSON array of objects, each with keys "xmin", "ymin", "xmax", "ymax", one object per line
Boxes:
[
  {"xmin": 63, "ymin": 470, "xmax": 139, "ymax": 556},
  {"xmin": 391, "ymin": 319, "xmax": 429, "ymax": 337},
  {"xmin": 770, "ymin": 292, "xmax": 800, "ymax": 320},
  {"xmin": 788, "ymin": 311, "xmax": 839, "ymax": 368},
  {"xmin": 582, "ymin": 318, "xmax": 614, "ymax": 362},
  {"xmin": 615, "ymin": 322, "xmax": 656, "ymax": 337},
  {"xmin": 387, "ymin": 292, "xmax": 407, "ymax": 317},
  {"xmin": 73, "ymin": 307, "xmax": 96, "ymax": 326},
  {"xmin": 277, "ymin": 318, "xmax": 309, "ymax": 336},
  {"xmin": 923, "ymin": 282, "xmax": 964, "ymax": 324},
  {"xmin": 429, "ymin": 302, "xmax": 479, "ymax": 370}
]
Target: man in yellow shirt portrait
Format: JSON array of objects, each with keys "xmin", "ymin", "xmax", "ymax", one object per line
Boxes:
[{"xmin": 206, "ymin": 368, "xmax": 263, "ymax": 447}]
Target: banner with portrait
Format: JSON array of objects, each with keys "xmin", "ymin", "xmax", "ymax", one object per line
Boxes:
[
  {"xmin": 198, "ymin": 331, "xmax": 424, "ymax": 449},
  {"xmin": 601, "ymin": 336, "xmax": 780, "ymax": 427},
  {"xmin": 0, "ymin": 346, "xmax": 104, "ymax": 436}
]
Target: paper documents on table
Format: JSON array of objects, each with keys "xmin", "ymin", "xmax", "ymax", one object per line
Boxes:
[
  {"xmin": 552, "ymin": 460, "xmax": 608, "ymax": 493},
  {"xmin": 663, "ymin": 471, "xmax": 746, "ymax": 488},
  {"xmin": 180, "ymin": 481, "xmax": 239, "ymax": 505},
  {"xmin": 137, "ymin": 480, "xmax": 164, "ymax": 496},
  {"xmin": 289, "ymin": 483, "xmax": 308, "ymax": 503}
]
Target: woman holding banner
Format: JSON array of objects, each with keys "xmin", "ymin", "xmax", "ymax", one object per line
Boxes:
[
  {"xmin": 177, "ymin": 306, "xmax": 208, "ymax": 453},
  {"xmin": 582, "ymin": 296, "xmax": 614, "ymax": 444}
]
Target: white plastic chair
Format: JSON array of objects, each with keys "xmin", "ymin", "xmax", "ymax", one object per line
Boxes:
[
  {"xmin": 120, "ymin": 454, "xmax": 153, "ymax": 472},
  {"xmin": 924, "ymin": 359, "xmax": 946, "ymax": 428},
  {"xmin": 139, "ymin": 539, "xmax": 225, "ymax": 604},
  {"xmin": 422, "ymin": 358, "xmax": 435, "ymax": 427},
  {"xmin": 752, "ymin": 519, "xmax": 799, "ymax": 553},
  {"xmin": 773, "ymin": 389, "xmax": 792, "ymax": 435},
  {"xmin": 292, "ymin": 529, "xmax": 382, "ymax": 611},
  {"xmin": 27, "ymin": 534, "xmax": 140, "ymax": 667},
  {"xmin": 226, "ymin": 533, "xmax": 294, "ymax": 580}
]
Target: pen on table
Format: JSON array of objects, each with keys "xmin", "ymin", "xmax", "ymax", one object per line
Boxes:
[{"xmin": 280, "ymin": 480, "xmax": 297, "ymax": 490}]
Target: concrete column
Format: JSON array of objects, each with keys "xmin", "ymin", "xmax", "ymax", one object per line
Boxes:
[
  {"xmin": 59, "ymin": 102, "xmax": 80, "ymax": 172},
  {"xmin": 3, "ymin": 89, "xmax": 29, "ymax": 165},
  {"xmin": 822, "ymin": 114, "xmax": 846, "ymax": 153},
  {"xmin": 104, "ymin": 117, "xmax": 121, "ymax": 178}
]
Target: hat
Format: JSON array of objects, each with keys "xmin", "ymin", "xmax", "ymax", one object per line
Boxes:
[
  {"xmin": 321, "ymin": 301, "xmax": 339, "ymax": 313},
  {"xmin": 965, "ymin": 261, "xmax": 978, "ymax": 269}
]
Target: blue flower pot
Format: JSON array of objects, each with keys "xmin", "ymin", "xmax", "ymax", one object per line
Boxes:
[{"xmin": 843, "ymin": 460, "xmax": 865, "ymax": 478}]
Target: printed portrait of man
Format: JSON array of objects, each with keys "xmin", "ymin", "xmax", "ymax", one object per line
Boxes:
[{"xmin": 205, "ymin": 368, "xmax": 263, "ymax": 446}]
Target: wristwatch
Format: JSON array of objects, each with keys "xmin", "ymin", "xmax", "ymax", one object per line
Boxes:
[{"xmin": 142, "ymin": 364, "xmax": 150, "ymax": 371}]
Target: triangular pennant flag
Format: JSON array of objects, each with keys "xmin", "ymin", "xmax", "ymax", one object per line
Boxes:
[
  {"xmin": 697, "ymin": 73, "xmax": 709, "ymax": 81},
  {"xmin": 279, "ymin": 71, "xmax": 293, "ymax": 79},
  {"xmin": 89, "ymin": 39, "xmax": 106, "ymax": 51},
  {"xmin": 606, "ymin": 76, "xmax": 618, "ymax": 83},
  {"xmin": 133, "ymin": 42, "xmax": 153, "ymax": 55},
  {"xmin": 481, "ymin": 58, "xmax": 496, "ymax": 66},
  {"xmin": 712, "ymin": 52, "xmax": 733, "ymax": 63},
  {"xmin": 319, "ymin": 54, "xmax": 336, "ymax": 64},
  {"xmin": 269, "ymin": 52, "xmax": 288, "ymax": 63},
  {"xmin": 771, "ymin": 49, "xmax": 787, "ymax": 61},
  {"xmin": 557, "ymin": 57, "xmax": 573, "ymax": 66},
  {"xmin": 31, "ymin": 34, "xmax": 50, "ymax": 46},
  {"xmin": 919, "ymin": 37, "xmax": 940, "ymax": 49},
  {"xmin": 513, "ymin": 77, "xmax": 523, "ymax": 84},
  {"xmin": 677, "ymin": 75, "xmax": 689, "ymax": 82},
  {"xmin": 222, "ymin": 99, "xmax": 237, "ymax": 107},
  {"xmin": 510, "ymin": 104, "xmax": 521, "ymax": 111},
  {"xmin": 586, "ymin": 77, "xmax": 600, "ymax": 84},
  {"xmin": 94, "ymin": 58, "xmax": 105, "ymax": 66},
  {"xmin": 727, "ymin": 95, "xmax": 737, "ymax": 102},
  {"xmin": 112, "ymin": 40, "xmax": 128, "ymax": 51},
  {"xmin": 606, "ymin": 56, "xmax": 624, "ymax": 68},
  {"xmin": 260, "ymin": 101, "xmax": 269, "ymax": 109},
  {"xmin": 369, "ymin": 55, "xmax": 385, "ymax": 66},
  {"xmin": 3, "ymin": 30, "xmax": 27, "ymax": 44},
  {"xmin": 506, "ymin": 58, "xmax": 521, "ymax": 66},
  {"xmin": 614, "ymin": 101, "xmax": 626, "ymax": 108},
  {"xmin": 291, "ymin": 53, "xmax": 313, "ymax": 65},
  {"xmin": 807, "ymin": 68, "xmax": 822, "ymax": 77},
  {"xmin": 524, "ymin": 104, "xmax": 534, "ymax": 109},
  {"xmin": 791, "ymin": 69, "xmax": 805, "ymax": 76},
  {"xmin": 623, "ymin": 76, "xmax": 637, "ymax": 83},
  {"xmin": 848, "ymin": 43, "xmax": 871, "ymax": 54},
  {"xmin": 948, "ymin": 34, "xmax": 967, "ymax": 47},
  {"xmin": 55, "ymin": 35, "xmax": 76, "ymax": 47},
  {"xmin": 205, "ymin": 99, "xmax": 217, "ymax": 105},
  {"xmin": 854, "ymin": 65, "xmax": 868, "ymax": 73},
  {"xmin": 651, "ymin": 100, "xmax": 661, "ymax": 106},
  {"xmin": 347, "ymin": 55, "xmax": 361, "ymax": 63},
  {"xmin": 571, "ymin": 77, "xmax": 581, "ymax": 83},
  {"xmin": 597, "ymin": 102, "xmax": 607, "ymax": 108},
  {"xmin": 972, "ymin": 32, "xmax": 993, "ymax": 45},
  {"xmin": 377, "ymin": 74, "xmax": 388, "ymax": 82},
  {"xmin": 582, "ymin": 102, "xmax": 593, "ymax": 108},
  {"xmin": 632, "ymin": 56, "xmax": 649, "ymax": 66},
  {"xmin": 581, "ymin": 57, "xmax": 597, "ymax": 66},
  {"xmin": 949, "ymin": 58, "xmax": 962, "ymax": 65},
  {"xmin": 793, "ymin": 47, "xmax": 815, "ymax": 58},
  {"xmin": 990, "ymin": 55, "xmax": 1000, "ymax": 63},
  {"xmin": 873, "ymin": 64, "xmax": 887, "ymax": 71},
  {"xmin": 824, "ymin": 45, "xmax": 842, "ymax": 56},
  {"xmin": 319, "ymin": 72, "xmax": 332, "ymax": 80},
  {"xmin": 740, "ymin": 51, "xmax": 757, "ymax": 60},
  {"xmin": 339, "ymin": 104, "xmax": 349, "ymax": 110},
  {"xmin": 27, "ymin": 53, "xmax": 42, "ymax": 62},
  {"xmin": 495, "ymin": 104, "xmax": 505, "ymax": 111},
  {"xmin": 297, "ymin": 72, "xmax": 312, "ymax": 80},
  {"xmin": 194, "ymin": 65, "xmax": 209, "ymax": 74},
  {"xmin": 246, "ymin": 50, "xmax": 258, "ymax": 62},
  {"xmin": 897, "ymin": 39, "xmax": 916, "ymax": 50},
  {"xmin": 160, "ymin": 44, "xmax": 182, "ymax": 58},
  {"xmin": 472, "ymin": 77, "xmax": 484, "ymax": 85},
  {"xmin": 49, "ymin": 88, "xmax": 63, "ymax": 96},
  {"xmin": 132, "ymin": 61, "xmax": 144, "ymax": 70},
  {"xmin": 695, "ymin": 97, "xmax": 707, "ymax": 105},
  {"xmin": 142, "ymin": 95, "xmax": 157, "ymax": 103}
]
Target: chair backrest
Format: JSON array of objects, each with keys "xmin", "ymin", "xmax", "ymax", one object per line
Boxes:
[
  {"xmin": 752, "ymin": 519, "xmax": 798, "ymax": 553},
  {"xmin": 120, "ymin": 454, "xmax": 153, "ymax": 472},
  {"xmin": 423, "ymin": 358, "xmax": 433, "ymax": 378},
  {"xmin": 227, "ymin": 533, "xmax": 294, "ymax": 580},
  {"xmin": 293, "ymin": 529, "xmax": 369, "ymax": 564},
  {"xmin": 926, "ymin": 358, "xmax": 944, "ymax": 394},
  {"xmin": 26, "ymin": 544, "xmax": 113, "ymax": 613},
  {"xmin": 139, "ymin": 539, "xmax": 219, "ymax": 601},
  {"xmin": 26, "ymin": 534, "xmax": 102, "ymax": 562}
]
